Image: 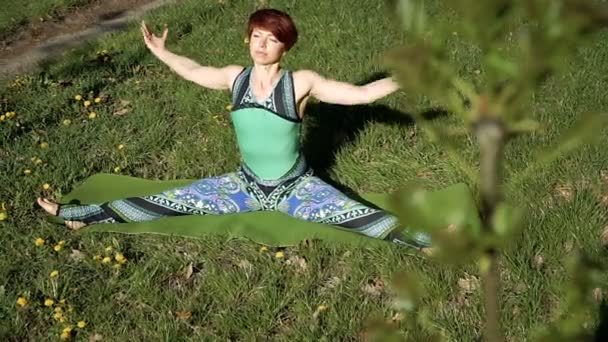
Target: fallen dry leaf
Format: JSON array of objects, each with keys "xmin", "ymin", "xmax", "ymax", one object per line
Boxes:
[
  {"xmin": 318, "ymin": 276, "xmax": 342, "ymax": 295},
  {"xmin": 285, "ymin": 255, "xmax": 308, "ymax": 273},
  {"xmin": 184, "ymin": 263, "xmax": 194, "ymax": 280},
  {"xmin": 601, "ymin": 226, "xmax": 608, "ymax": 247},
  {"xmin": 361, "ymin": 278, "xmax": 385, "ymax": 297},
  {"xmin": 457, "ymin": 274, "xmax": 480, "ymax": 294},
  {"xmin": 113, "ymin": 108, "xmax": 131, "ymax": 116},
  {"xmin": 175, "ymin": 310, "xmax": 192, "ymax": 320},
  {"xmin": 532, "ymin": 254, "xmax": 545, "ymax": 270},
  {"xmin": 554, "ymin": 183, "xmax": 574, "ymax": 202},
  {"xmin": 593, "ymin": 288, "xmax": 603, "ymax": 303},
  {"xmin": 88, "ymin": 333, "xmax": 103, "ymax": 342},
  {"xmin": 563, "ymin": 240, "xmax": 574, "ymax": 253},
  {"xmin": 237, "ymin": 259, "xmax": 253, "ymax": 271},
  {"xmin": 69, "ymin": 249, "xmax": 85, "ymax": 261}
]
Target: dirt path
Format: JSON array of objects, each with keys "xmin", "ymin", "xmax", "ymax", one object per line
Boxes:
[{"xmin": 0, "ymin": 0, "xmax": 176, "ymax": 79}]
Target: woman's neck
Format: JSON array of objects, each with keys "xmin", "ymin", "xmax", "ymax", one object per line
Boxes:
[{"xmin": 252, "ymin": 63, "xmax": 282, "ymax": 88}]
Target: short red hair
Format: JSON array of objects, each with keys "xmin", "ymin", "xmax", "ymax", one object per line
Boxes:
[{"xmin": 247, "ymin": 9, "xmax": 298, "ymax": 51}]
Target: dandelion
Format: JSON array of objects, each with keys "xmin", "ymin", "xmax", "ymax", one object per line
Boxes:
[
  {"xmin": 0, "ymin": 212, "xmax": 7, "ymax": 221},
  {"xmin": 40, "ymin": 142, "xmax": 49, "ymax": 149},
  {"xmin": 42, "ymin": 183, "xmax": 51, "ymax": 190},
  {"xmin": 59, "ymin": 298, "xmax": 66, "ymax": 304},
  {"xmin": 117, "ymin": 144, "xmax": 125, "ymax": 150},
  {"xmin": 259, "ymin": 246, "xmax": 268, "ymax": 252},
  {"xmin": 54, "ymin": 244, "xmax": 63, "ymax": 252},
  {"xmin": 0, "ymin": 115, "xmax": 5, "ymax": 121},
  {"xmin": 58, "ymin": 240, "xmax": 66, "ymax": 246},
  {"xmin": 93, "ymin": 255, "xmax": 102, "ymax": 261},
  {"xmin": 88, "ymin": 112, "xmax": 97, "ymax": 119},
  {"xmin": 101, "ymin": 257, "xmax": 111, "ymax": 264},
  {"xmin": 23, "ymin": 169, "xmax": 32, "ymax": 175},
  {"xmin": 83, "ymin": 100, "xmax": 91, "ymax": 107},
  {"xmin": 115, "ymin": 253, "xmax": 127, "ymax": 264},
  {"xmin": 225, "ymin": 104, "xmax": 234, "ymax": 111},
  {"xmin": 112, "ymin": 263, "xmax": 121, "ymax": 269},
  {"xmin": 53, "ymin": 312, "xmax": 64, "ymax": 321},
  {"xmin": 62, "ymin": 119, "xmax": 72, "ymax": 126},
  {"xmin": 74, "ymin": 95, "xmax": 83, "ymax": 101},
  {"xmin": 50, "ymin": 270, "xmax": 59, "ymax": 278},
  {"xmin": 16, "ymin": 297, "xmax": 27, "ymax": 307},
  {"xmin": 34, "ymin": 238, "xmax": 45, "ymax": 246},
  {"xmin": 60, "ymin": 330, "xmax": 71, "ymax": 340},
  {"xmin": 34, "ymin": 158, "xmax": 43, "ymax": 165},
  {"xmin": 317, "ymin": 304, "xmax": 328, "ymax": 312},
  {"xmin": 5, "ymin": 111, "xmax": 15, "ymax": 118},
  {"xmin": 105, "ymin": 246, "xmax": 113, "ymax": 252},
  {"xmin": 94, "ymin": 97, "xmax": 101, "ymax": 103},
  {"xmin": 275, "ymin": 251, "xmax": 284, "ymax": 259},
  {"xmin": 77, "ymin": 320, "xmax": 86, "ymax": 328},
  {"xmin": 113, "ymin": 167, "xmax": 121, "ymax": 173},
  {"xmin": 44, "ymin": 298, "xmax": 55, "ymax": 306},
  {"xmin": 54, "ymin": 307, "xmax": 63, "ymax": 313}
]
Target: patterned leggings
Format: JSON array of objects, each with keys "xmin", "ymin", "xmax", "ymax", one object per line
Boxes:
[{"xmin": 58, "ymin": 161, "xmax": 431, "ymax": 247}]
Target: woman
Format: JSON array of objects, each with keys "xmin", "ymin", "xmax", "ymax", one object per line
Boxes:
[{"xmin": 37, "ymin": 9, "xmax": 431, "ymax": 250}]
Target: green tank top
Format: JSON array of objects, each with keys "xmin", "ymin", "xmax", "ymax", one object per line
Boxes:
[{"xmin": 230, "ymin": 67, "xmax": 302, "ymax": 180}]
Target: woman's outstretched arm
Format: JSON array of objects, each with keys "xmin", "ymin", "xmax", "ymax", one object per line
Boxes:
[
  {"xmin": 141, "ymin": 21, "xmax": 243, "ymax": 90},
  {"xmin": 295, "ymin": 70, "xmax": 399, "ymax": 105}
]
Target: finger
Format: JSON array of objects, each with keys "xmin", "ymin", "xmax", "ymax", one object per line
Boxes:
[{"xmin": 162, "ymin": 27, "xmax": 168, "ymax": 40}]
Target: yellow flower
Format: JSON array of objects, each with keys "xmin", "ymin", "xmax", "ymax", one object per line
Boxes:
[
  {"xmin": 34, "ymin": 158, "xmax": 43, "ymax": 165},
  {"xmin": 94, "ymin": 97, "xmax": 101, "ymax": 103},
  {"xmin": 112, "ymin": 263, "xmax": 122, "ymax": 269},
  {"xmin": 53, "ymin": 312, "xmax": 63, "ymax": 321},
  {"xmin": 0, "ymin": 212, "xmax": 7, "ymax": 221},
  {"xmin": 115, "ymin": 253, "xmax": 127, "ymax": 264},
  {"xmin": 62, "ymin": 119, "xmax": 72, "ymax": 126},
  {"xmin": 113, "ymin": 166, "xmax": 121, "ymax": 173},
  {"xmin": 60, "ymin": 298, "xmax": 66, "ymax": 304},
  {"xmin": 93, "ymin": 255, "xmax": 102, "ymax": 261},
  {"xmin": 34, "ymin": 238, "xmax": 45, "ymax": 246},
  {"xmin": 275, "ymin": 251, "xmax": 284, "ymax": 259},
  {"xmin": 54, "ymin": 307, "xmax": 63, "ymax": 313},
  {"xmin": 74, "ymin": 95, "xmax": 83, "ymax": 101},
  {"xmin": 58, "ymin": 240, "xmax": 66, "ymax": 246},
  {"xmin": 316, "ymin": 304, "xmax": 328, "ymax": 312},
  {"xmin": 101, "ymin": 257, "xmax": 111, "ymax": 264},
  {"xmin": 42, "ymin": 183, "xmax": 51, "ymax": 190},
  {"xmin": 50, "ymin": 270, "xmax": 59, "ymax": 278},
  {"xmin": 225, "ymin": 104, "xmax": 234, "ymax": 111},
  {"xmin": 105, "ymin": 246, "xmax": 113, "ymax": 252},
  {"xmin": 59, "ymin": 316, "xmax": 66, "ymax": 323},
  {"xmin": 83, "ymin": 100, "xmax": 91, "ymax": 107},
  {"xmin": 23, "ymin": 169, "xmax": 32, "ymax": 175},
  {"xmin": 60, "ymin": 331, "xmax": 70, "ymax": 340},
  {"xmin": 259, "ymin": 246, "xmax": 268, "ymax": 252},
  {"xmin": 88, "ymin": 112, "xmax": 97, "ymax": 119},
  {"xmin": 40, "ymin": 142, "xmax": 49, "ymax": 149},
  {"xmin": 44, "ymin": 298, "xmax": 54, "ymax": 306},
  {"xmin": 54, "ymin": 244, "xmax": 63, "ymax": 252},
  {"xmin": 5, "ymin": 111, "xmax": 15, "ymax": 118},
  {"xmin": 62, "ymin": 326, "xmax": 73, "ymax": 334},
  {"xmin": 0, "ymin": 115, "xmax": 5, "ymax": 121},
  {"xmin": 117, "ymin": 144, "xmax": 125, "ymax": 150},
  {"xmin": 77, "ymin": 320, "xmax": 86, "ymax": 328},
  {"xmin": 16, "ymin": 297, "xmax": 27, "ymax": 307}
]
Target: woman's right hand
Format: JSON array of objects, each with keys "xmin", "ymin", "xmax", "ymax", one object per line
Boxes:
[{"xmin": 141, "ymin": 20, "xmax": 168, "ymax": 53}]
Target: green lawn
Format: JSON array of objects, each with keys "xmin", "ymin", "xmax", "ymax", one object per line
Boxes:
[{"xmin": 1, "ymin": 0, "xmax": 607, "ymax": 340}]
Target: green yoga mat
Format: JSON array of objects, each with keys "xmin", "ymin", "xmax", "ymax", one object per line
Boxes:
[{"xmin": 53, "ymin": 174, "xmax": 480, "ymax": 247}]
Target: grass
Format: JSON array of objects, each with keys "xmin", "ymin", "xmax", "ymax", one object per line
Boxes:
[
  {"xmin": 1, "ymin": 0, "xmax": 608, "ymax": 340},
  {"xmin": 0, "ymin": 0, "xmax": 93, "ymax": 39}
]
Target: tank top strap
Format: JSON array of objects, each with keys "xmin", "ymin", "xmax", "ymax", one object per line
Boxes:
[
  {"xmin": 231, "ymin": 67, "xmax": 252, "ymax": 106},
  {"xmin": 272, "ymin": 70, "xmax": 299, "ymax": 121}
]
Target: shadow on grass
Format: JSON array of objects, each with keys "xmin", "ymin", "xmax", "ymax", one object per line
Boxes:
[
  {"xmin": 595, "ymin": 301, "xmax": 608, "ymax": 341},
  {"xmin": 301, "ymin": 72, "xmax": 447, "ymax": 203}
]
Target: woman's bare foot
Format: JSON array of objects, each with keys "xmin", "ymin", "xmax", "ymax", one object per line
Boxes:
[{"xmin": 36, "ymin": 197, "xmax": 87, "ymax": 230}]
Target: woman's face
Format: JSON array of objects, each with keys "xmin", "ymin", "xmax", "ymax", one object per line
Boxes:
[{"xmin": 249, "ymin": 28, "xmax": 286, "ymax": 65}]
